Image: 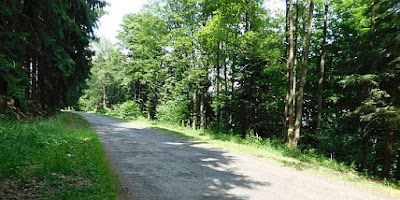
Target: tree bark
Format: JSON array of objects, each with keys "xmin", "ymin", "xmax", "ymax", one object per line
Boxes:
[
  {"xmin": 103, "ymin": 84, "xmax": 107, "ymax": 109},
  {"xmin": 200, "ymin": 86, "xmax": 206, "ymax": 128},
  {"xmin": 216, "ymin": 43, "xmax": 221, "ymax": 128},
  {"xmin": 284, "ymin": 0, "xmax": 299, "ymax": 139},
  {"xmin": 286, "ymin": 0, "xmax": 296, "ymax": 147},
  {"xmin": 224, "ymin": 48, "xmax": 230, "ymax": 128},
  {"xmin": 383, "ymin": 118, "xmax": 395, "ymax": 179},
  {"xmin": 192, "ymin": 90, "xmax": 197, "ymax": 129},
  {"xmin": 291, "ymin": 0, "xmax": 314, "ymax": 149},
  {"xmin": 283, "ymin": 0, "xmax": 290, "ymax": 139},
  {"xmin": 229, "ymin": 57, "xmax": 235, "ymax": 129},
  {"xmin": 396, "ymin": 148, "xmax": 400, "ymax": 180},
  {"xmin": 283, "ymin": 89, "xmax": 289, "ymax": 139},
  {"xmin": 245, "ymin": 0, "xmax": 250, "ymax": 32},
  {"xmin": 293, "ymin": 0, "xmax": 300, "ymax": 113},
  {"xmin": 360, "ymin": 130, "xmax": 369, "ymax": 171},
  {"xmin": 317, "ymin": 1, "xmax": 328, "ymax": 136}
]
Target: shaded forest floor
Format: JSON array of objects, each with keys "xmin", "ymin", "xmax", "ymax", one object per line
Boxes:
[
  {"xmin": 0, "ymin": 113, "xmax": 118, "ymax": 199},
  {"xmin": 95, "ymin": 112, "xmax": 400, "ymax": 197}
]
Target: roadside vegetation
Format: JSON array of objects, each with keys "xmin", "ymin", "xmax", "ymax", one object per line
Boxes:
[{"xmin": 0, "ymin": 112, "xmax": 118, "ymax": 199}]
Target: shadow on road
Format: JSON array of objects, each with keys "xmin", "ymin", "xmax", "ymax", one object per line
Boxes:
[{"xmin": 86, "ymin": 114, "xmax": 271, "ymax": 200}]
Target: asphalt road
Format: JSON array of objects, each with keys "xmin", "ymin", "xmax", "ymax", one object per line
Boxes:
[{"xmin": 77, "ymin": 112, "xmax": 398, "ymax": 200}]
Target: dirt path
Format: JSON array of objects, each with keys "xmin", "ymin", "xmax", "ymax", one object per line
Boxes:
[{"xmin": 77, "ymin": 112, "xmax": 397, "ymax": 200}]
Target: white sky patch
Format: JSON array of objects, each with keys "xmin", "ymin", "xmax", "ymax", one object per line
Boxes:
[
  {"xmin": 95, "ymin": 0, "xmax": 285, "ymax": 44},
  {"xmin": 265, "ymin": 0, "xmax": 286, "ymax": 13},
  {"xmin": 95, "ymin": 0, "xmax": 149, "ymax": 44}
]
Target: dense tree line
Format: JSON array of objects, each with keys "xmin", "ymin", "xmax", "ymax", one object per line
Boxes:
[
  {"xmin": 0, "ymin": 0, "xmax": 105, "ymax": 115},
  {"xmin": 81, "ymin": 0, "xmax": 399, "ymax": 180}
]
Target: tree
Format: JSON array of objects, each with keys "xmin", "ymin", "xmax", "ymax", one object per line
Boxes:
[
  {"xmin": 316, "ymin": 0, "xmax": 328, "ymax": 136},
  {"xmin": 285, "ymin": 0, "xmax": 296, "ymax": 147},
  {"xmin": 79, "ymin": 0, "xmax": 400, "ymax": 180},
  {"xmin": 118, "ymin": 12, "xmax": 168, "ymax": 119},
  {"xmin": 291, "ymin": 0, "xmax": 314, "ymax": 149},
  {"xmin": 0, "ymin": 0, "xmax": 105, "ymax": 115}
]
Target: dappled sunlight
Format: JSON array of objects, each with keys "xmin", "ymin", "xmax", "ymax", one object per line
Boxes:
[
  {"xmin": 79, "ymin": 112, "xmax": 272, "ymax": 199},
  {"xmin": 81, "ymin": 137, "xmax": 92, "ymax": 141},
  {"xmin": 201, "ymin": 157, "xmax": 219, "ymax": 162},
  {"xmin": 164, "ymin": 142, "xmax": 185, "ymax": 146}
]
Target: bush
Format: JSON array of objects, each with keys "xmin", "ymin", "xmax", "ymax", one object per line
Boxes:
[
  {"xmin": 77, "ymin": 98, "xmax": 90, "ymax": 112},
  {"xmin": 115, "ymin": 100, "xmax": 141, "ymax": 119},
  {"xmin": 156, "ymin": 100, "xmax": 189, "ymax": 124}
]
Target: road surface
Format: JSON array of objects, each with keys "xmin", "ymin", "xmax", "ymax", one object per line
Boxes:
[{"xmin": 77, "ymin": 112, "xmax": 397, "ymax": 200}]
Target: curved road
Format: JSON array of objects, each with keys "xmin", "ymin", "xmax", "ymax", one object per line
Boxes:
[{"xmin": 78, "ymin": 112, "xmax": 397, "ymax": 200}]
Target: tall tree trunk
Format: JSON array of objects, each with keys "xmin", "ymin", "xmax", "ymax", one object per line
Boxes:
[
  {"xmin": 283, "ymin": 88, "xmax": 289, "ymax": 139},
  {"xmin": 293, "ymin": 0, "xmax": 300, "ymax": 113},
  {"xmin": 317, "ymin": 1, "xmax": 328, "ymax": 136},
  {"xmin": 37, "ymin": 55, "xmax": 45, "ymax": 108},
  {"xmin": 292, "ymin": 58, "xmax": 297, "ymax": 113},
  {"xmin": 103, "ymin": 84, "xmax": 107, "ymax": 109},
  {"xmin": 224, "ymin": 49, "xmax": 230, "ymax": 128},
  {"xmin": 31, "ymin": 57, "xmax": 37, "ymax": 100},
  {"xmin": 200, "ymin": 56, "xmax": 209, "ymax": 129},
  {"xmin": 147, "ymin": 98, "xmax": 152, "ymax": 120},
  {"xmin": 245, "ymin": 0, "xmax": 250, "ymax": 32},
  {"xmin": 286, "ymin": 0, "xmax": 296, "ymax": 146},
  {"xmin": 200, "ymin": 86, "xmax": 206, "ymax": 128},
  {"xmin": 383, "ymin": 118, "xmax": 395, "ymax": 179},
  {"xmin": 283, "ymin": 0, "xmax": 290, "ymax": 139},
  {"xmin": 360, "ymin": 129, "xmax": 369, "ymax": 171},
  {"xmin": 25, "ymin": 57, "xmax": 31, "ymax": 101},
  {"xmin": 216, "ymin": 43, "xmax": 221, "ymax": 128},
  {"xmin": 192, "ymin": 90, "xmax": 197, "ymax": 129},
  {"xmin": 396, "ymin": 148, "xmax": 400, "ymax": 180},
  {"xmin": 291, "ymin": 0, "xmax": 314, "ymax": 149},
  {"xmin": 229, "ymin": 57, "xmax": 235, "ymax": 129},
  {"xmin": 285, "ymin": 0, "xmax": 300, "ymax": 140}
]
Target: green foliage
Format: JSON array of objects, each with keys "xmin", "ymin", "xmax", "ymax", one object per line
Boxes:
[
  {"xmin": 0, "ymin": 0, "xmax": 105, "ymax": 114},
  {"xmin": 80, "ymin": 39, "xmax": 128, "ymax": 112},
  {"xmin": 0, "ymin": 113, "xmax": 118, "ymax": 199},
  {"xmin": 156, "ymin": 100, "xmax": 190, "ymax": 124},
  {"xmin": 115, "ymin": 101, "xmax": 141, "ymax": 119}
]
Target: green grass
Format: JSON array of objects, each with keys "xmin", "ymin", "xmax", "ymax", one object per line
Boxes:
[
  {"xmin": 117, "ymin": 117, "xmax": 400, "ymax": 197},
  {"xmin": 0, "ymin": 112, "xmax": 118, "ymax": 199}
]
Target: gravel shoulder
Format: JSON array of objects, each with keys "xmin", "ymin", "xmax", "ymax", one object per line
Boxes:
[{"xmin": 77, "ymin": 112, "xmax": 398, "ymax": 200}]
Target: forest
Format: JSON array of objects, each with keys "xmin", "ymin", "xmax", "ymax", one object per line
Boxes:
[
  {"xmin": 0, "ymin": 0, "xmax": 105, "ymax": 114},
  {"xmin": 1, "ymin": 0, "xmax": 399, "ymax": 181}
]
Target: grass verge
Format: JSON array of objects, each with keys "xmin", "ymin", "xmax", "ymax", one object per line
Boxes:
[
  {"xmin": 113, "ymin": 116, "xmax": 400, "ymax": 198},
  {"xmin": 0, "ymin": 112, "xmax": 118, "ymax": 199}
]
